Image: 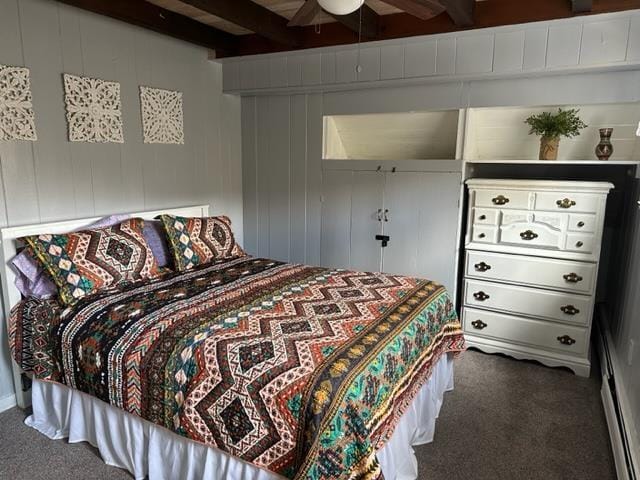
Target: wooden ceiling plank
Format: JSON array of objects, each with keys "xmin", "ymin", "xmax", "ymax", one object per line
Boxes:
[
  {"xmin": 571, "ymin": 0, "xmax": 592, "ymax": 13},
  {"xmin": 441, "ymin": 0, "xmax": 475, "ymax": 26},
  {"xmin": 377, "ymin": 0, "xmax": 446, "ymax": 20},
  {"xmin": 288, "ymin": 0, "xmax": 323, "ymax": 27},
  {"xmin": 330, "ymin": 4, "xmax": 380, "ymax": 39},
  {"xmin": 55, "ymin": 0, "xmax": 236, "ymax": 54},
  {"xmin": 179, "ymin": 0, "xmax": 300, "ymax": 46}
]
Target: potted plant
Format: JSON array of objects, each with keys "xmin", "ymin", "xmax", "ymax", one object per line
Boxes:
[{"xmin": 524, "ymin": 108, "xmax": 587, "ymax": 160}]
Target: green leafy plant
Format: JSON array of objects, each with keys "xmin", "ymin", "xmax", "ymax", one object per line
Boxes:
[{"xmin": 524, "ymin": 108, "xmax": 587, "ymax": 139}]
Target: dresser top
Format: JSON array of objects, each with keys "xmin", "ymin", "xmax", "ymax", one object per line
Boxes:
[{"xmin": 466, "ymin": 178, "xmax": 614, "ymax": 193}]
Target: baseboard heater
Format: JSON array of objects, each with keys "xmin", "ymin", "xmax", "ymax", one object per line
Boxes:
[{"xmin": 596, "ymin": 305, "xmax": 638, "ymax": 480}]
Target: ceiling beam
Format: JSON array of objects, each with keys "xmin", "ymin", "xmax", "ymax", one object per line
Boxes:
[
  {"xmin": 55, "ymin": 0, "xmax": 236, "ymax": 55},
  {"xmin": 329, "ymin": 4, "xmax": 380, "ymax": 39},
  {"xmin": 571, "ymin": 0, "xmax": 592, "ymax": 13},
  {"xmin": 378, "ymin": 0, "xmax": 446, "ymax": 21},
  {"xmin": 179, "ymin": 0, "xmax": 300, "ymax": 47},
  {"xmin": 441, "ymin": 0, "xmax": 475, "ymax": 26},
  {"xmin": 288, "ymin": 0, "xmax": 323, "ymax": 27}
]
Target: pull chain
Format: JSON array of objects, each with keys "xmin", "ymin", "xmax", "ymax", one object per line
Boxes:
[{"xmin": 356, "ymin": 5, "xmax": 362, "ymax": 75}]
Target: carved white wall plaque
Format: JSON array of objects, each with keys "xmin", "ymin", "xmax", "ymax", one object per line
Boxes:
[
  {"xmin": 0, "ymin": 64, "xmax": 37, "ymax": 141},
  {"xmin": 63, "ymin": 73, "xmax": 123, "ymax": 143},
  {"xmin": 140, "ymin": 86, "xmax": 184, "ymax": 145}
]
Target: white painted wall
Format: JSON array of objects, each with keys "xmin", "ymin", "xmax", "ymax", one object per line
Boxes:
[{"xmin": 0, "ymin": 0, "xmax": 242, "ymax": 410}]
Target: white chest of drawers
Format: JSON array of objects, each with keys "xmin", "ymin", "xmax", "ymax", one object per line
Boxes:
[{"xmin": 462, "ymin": 179, "xmax": 613, "ymax": 376}]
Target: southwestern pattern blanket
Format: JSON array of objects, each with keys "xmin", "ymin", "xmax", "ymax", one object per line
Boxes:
[{"xmin": 11, "ymin": 256, "xmax": 465, "ymax": 480}]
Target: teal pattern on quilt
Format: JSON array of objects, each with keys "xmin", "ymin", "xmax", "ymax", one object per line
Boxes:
[{"xmin": 158, "ymin": 214, "xmax": 201, "ymax": 271}]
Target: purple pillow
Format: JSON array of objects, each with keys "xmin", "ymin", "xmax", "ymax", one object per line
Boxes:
[
  {"xmin": 11, "ymin": 214, "xmax": 131, "ymax": 298},
  {"xmin": 143, "ymin": 220, "xmax": 170, "ymax": 268}
]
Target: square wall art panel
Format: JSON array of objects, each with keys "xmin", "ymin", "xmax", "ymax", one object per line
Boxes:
[
  {"xmin": 0, "ymin": 64, "xmax": 37, "ymax": 141},
  {"xmin": 140, "ymin": 86, "xmax": 184, "ymax": 145}
]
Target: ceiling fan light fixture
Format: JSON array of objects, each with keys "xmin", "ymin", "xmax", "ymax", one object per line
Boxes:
[{"xmin": 318, "ymin": 0, "xmax": 365, "ymax": 16}]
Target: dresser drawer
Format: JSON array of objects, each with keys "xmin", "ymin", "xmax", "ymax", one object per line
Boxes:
[
  {"xmin": 568, "ymin": 214, "xmax": 596, "ymax": 233},
  {"xmin": 465, "ymin": 250, "xmax": 597, "ymax": 294},
  {"xmin": 474, "ymin": 189, "xmax": 530, "ymax": 210},
  {"xmin": 534, "ymin": 192, "xmax": 601, "ymax": 214},
  {"xmin": 473, "ymin": 208, "xmax": 500, "ymax": 225},
  {"xmin": 464, "ymin": 279, "xmax": 592, "ymax": 326},
  {"xmin": 471, "ymin": 225, "xmax": 499, "ymax": 243},
  {"xmin": 463, "ymin": 307, "xmax": 589, "ymax": 355}
]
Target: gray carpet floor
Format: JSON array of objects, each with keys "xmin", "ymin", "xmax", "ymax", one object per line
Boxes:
[{"xmin": 0, "ymin": 349, "xmax": 616, "ymax": 480}]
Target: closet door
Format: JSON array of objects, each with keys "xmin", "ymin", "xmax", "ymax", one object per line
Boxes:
[
  {"xmin": 382, "ymin": 171, "xmax": 461, "ymax": 292},
  {"xmin": 320, "ymin": 170, "xmax": 353, "ymax": 268},
  {"xmin": 350, "ymin": 172, "xmax": 385, "ymax": 272}
]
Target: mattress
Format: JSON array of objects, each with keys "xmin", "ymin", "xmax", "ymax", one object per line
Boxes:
[{"xmin": 10, "ymin": 255, "xmax": 465, "ymax": 480}]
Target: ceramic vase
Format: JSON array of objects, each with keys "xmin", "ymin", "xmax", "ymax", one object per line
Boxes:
[{"xmin": 595, "ymin": 128, "xmax": 613, "ymax": 161}]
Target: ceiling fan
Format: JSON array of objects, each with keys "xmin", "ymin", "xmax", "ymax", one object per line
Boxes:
[{"xmin": 288, "ymin": 0, "xmax": 447, "ymax": 26}]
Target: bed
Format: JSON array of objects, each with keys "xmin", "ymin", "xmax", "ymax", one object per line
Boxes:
[{"xmin": 2, "ymin": 205, "xmax": 465, "ymax": 480}]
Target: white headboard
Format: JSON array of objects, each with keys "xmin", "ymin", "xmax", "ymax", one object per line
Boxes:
[{"xmin": 0, "ymin": 204, "xmax": 208, "ymax": 407}]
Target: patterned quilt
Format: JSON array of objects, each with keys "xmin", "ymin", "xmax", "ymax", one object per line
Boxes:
[{"xmin": 10, "ymin": 256, "xmax": 465, "ymax": 480}]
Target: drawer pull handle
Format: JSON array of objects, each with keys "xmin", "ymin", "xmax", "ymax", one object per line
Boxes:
[
  {"xmin": 478, "ymin": 214, "xmax": 487, "ymax": 220},
  {"xmin": 563, "ymin": 272, "xmax": 583, "ymax": 283},
  {"xmin": 557, "ymin": 198, "xmax": 576, "ymax": 209},
  {"xmin": 474, "ymin": 262, "xmax": 491, "ymax": 272},
  {"xmin": 473, "ymin": 291, "xmax": 490, "ymax": 301},
  {"xmin": 471, "ymin": 320, "xmax": 487, "ymax": 330},
  {"xmin": 478, "ymin": 233, "xmax": 486, "ymax": 239},
  {"xmin": 575, "ymin": 241, "xmax": 584, "ymax": 248},
  {"xmin": 492, "ymin": 195, "xmax": 510, "ymax": 205},
  {"xmin": 557, "ymin": 335, "xmax": 576, "ymax": 346},
  {"xmin": 520, "ymin": 230, "xmax": 538, "ymax": 241},
  {"xmin": 561, "ymin": 305, "xmax": 580, "ymax": 315},
  {"xmin": 577, "ymin": 221, "xmax": 585, "ymax": 228}
]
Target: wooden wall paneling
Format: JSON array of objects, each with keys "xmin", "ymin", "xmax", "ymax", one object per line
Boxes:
[
  {"xmin": 132, "ymin": 28, "xmax": 157, "ymax": 211},
  {"xmin": 323, "ymin": 81, "xmax": 465, "ymax": 115},
  {"xmin": 267, "ymin": 96, "xmax": 291, "ymax": 262},
  {"xmin": 269, "ymin": 56, "xmax": 288, "ymax": 88},
  {"xmin": 404, "ymin": 40, "xmax": 436, "ymax": 77},
  {"xmin": 306, "ymin": 94, "xmax": 323, "ymax": 265},
  {"xmin": 628, "ymin": 13, "xmax": 640, "ymax": 61},
  {"xmin": 380, "ymin": 44, "xmax": 404, "ymax": 80},
  {"xmin": 580, "ymin": 18, "xmax": 630, "ymax": 65},
  {"xmin": 240, "ymin": 59, "xmax": 257, "ymax": 90},
  {"xmin": 241, "ymin": 96, "xmax": 258, "ymax": 254},
  {"xmin": 436, "ymin": 37, "xmax": 456, "ymax": 75},
  {"xmin": 336, "ymin": 49, "xmax": 358, "ymax": 84},
  {"xmin": 465, "ymin": 70, "xmax": 640, "ymax": 109},
  {"xmin": 493, "ymin": 30, "xmax": 524, "ymax": 73},
  {"xmin": 78, "ymin": 12, "xmax": 126, "ymax": 215},
  {"xmin": 58, "ymin": 4, "xmax": 95, "ymax": 218},
  {"xmin": 357, "ymin": 47, "xmax": 381, "ymax": 82},
  {"xmin": 255, "ymin": 58, "xmax": 270, "ymax": 89},
  {"xmin": 302, "ymin": 53, "xmax": 322, "ymax": 86},
  {"xmin": 349, "ymin": 171, "xmax": 384, "ymax": 272},
  {"xmin": 19, "ymin": 0, "xmax": 75, "ymax": 223},
  {"xmin": 0, "ymin": 0, "xmax": 40, "ymax": 226},
  {"xmin": 223, "ymin": 60, "xmax": 240, "ymax": 92},
  {"xmin": 287, "ymin": 55, "xmax": 303, "ymax": 86},
  {"xmin": 113, "ymin": 22, "xmax": 146, "ymax": 213},
  {"xmin": 321, "ymin": 52, "xmax": 337, "ymax": 85},
  {"xmin": 320, "ymin": 169, "xmax": 352, "ymax": 268},
  {"xmin": 523, "ymin": 27, "xmax": 549, "ymax": 71},
  {"xmin": 256, "ymin": 96, "xmax": 271, "ymax": 257},
  {"xmin": 546, "ymin": 23, "xmax": 583, "ymax": 68},
  {"xmin": 220, "ymin": 91, "xmax": 244, "ymax": 246},
  {"xmin": 455, "ymin": 34, "xmax": 494, "ymax": 74},
  {"xmin": 290, "ymin": 95, "xmax": 308, "ymax": 263}
]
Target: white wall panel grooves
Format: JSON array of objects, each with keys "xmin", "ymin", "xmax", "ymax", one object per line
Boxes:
[
  {"xmin": 221, "ymin": 10, "xmax": 640, "ymax": 96},
  {"xmin": 0, "ymin": 0, "xmax": 242, "ymax": 404}
]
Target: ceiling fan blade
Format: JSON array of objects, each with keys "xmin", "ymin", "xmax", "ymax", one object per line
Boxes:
[
  {"xmin": 288, "ymin": 0, "xmax": 323, "ymax": 26},
  {"xmin": 378, "ymin": 0, "xmax": 446, "ymax": 20}
]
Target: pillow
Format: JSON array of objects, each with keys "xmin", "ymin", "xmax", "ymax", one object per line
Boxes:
[
  {"xmin": 158, "ymin": 214, "xmax": 245, "ymax": 271},
  {"xmin": 11, "ymin": 214, "xmax": 130, "ymax": 298},
  {"xmin": 142, "ymin": 220, "xmax": 171, "ymax": 268},
  {"xmin": 23, "ymin": 218, "xmax": 161, "ymax": 306}
]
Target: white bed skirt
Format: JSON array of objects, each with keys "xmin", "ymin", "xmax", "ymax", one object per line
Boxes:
[{"xmin": 25, "ymin": 353, "xmax": 454, "ymax": 480}]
